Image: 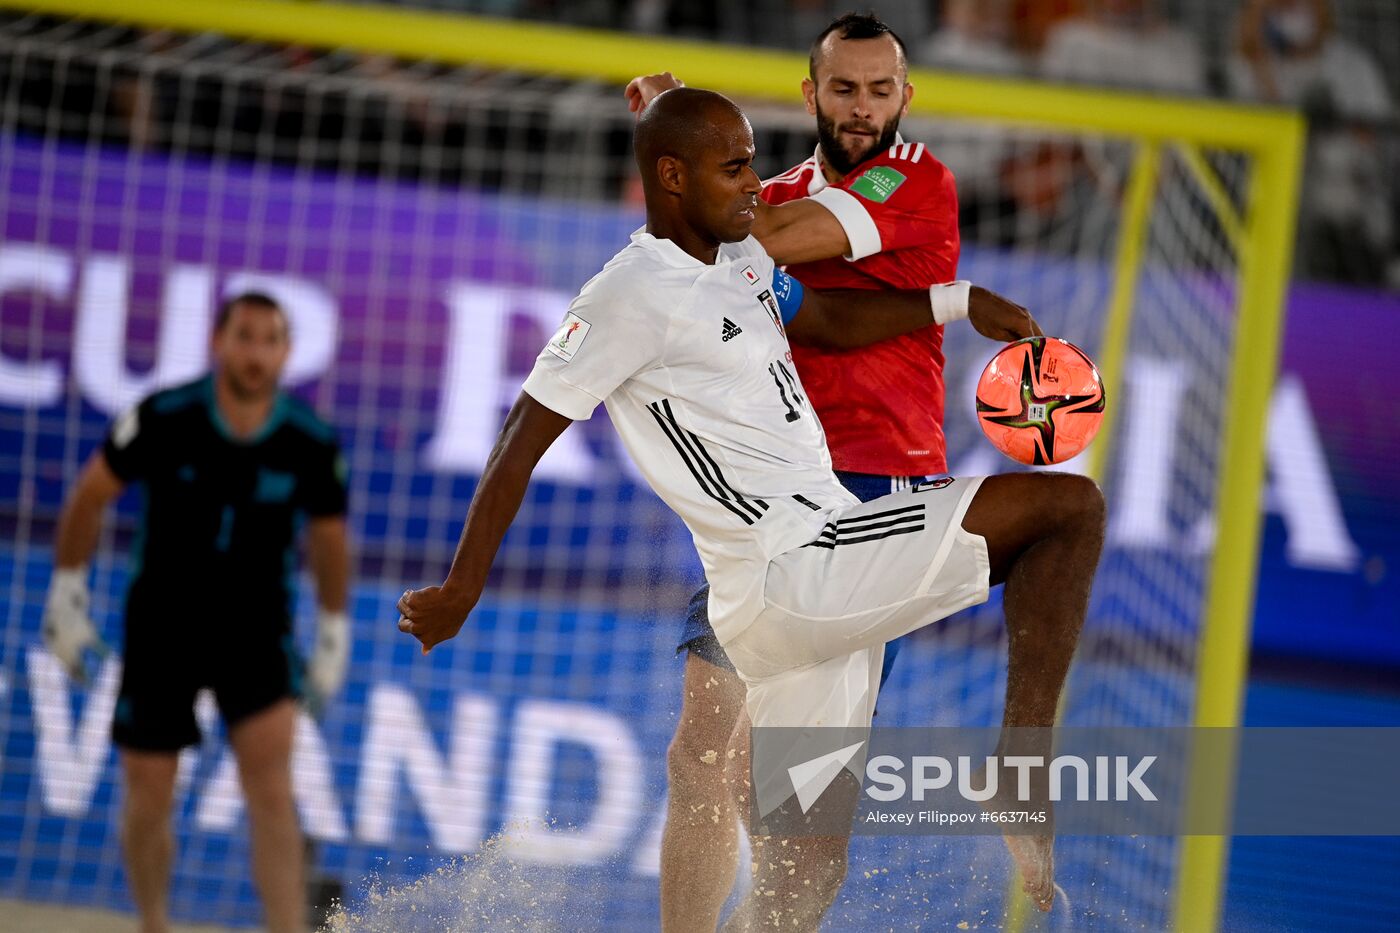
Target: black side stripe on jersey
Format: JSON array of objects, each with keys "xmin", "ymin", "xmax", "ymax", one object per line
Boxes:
[
  {"xmin": 648, "ymin": 407, "xmax": 754, "ymax": 524},
  {"xmin": 804, "ymin": 504, "xmax": 925, "ymax": 548},
  {"xmin": 808, "ymin": 504, "xmax": 926, "ymax": 537},
  {"xmin": 805, "ymin": 525, "xmax": 924, "ymax": 549},
  {"xmin": 831, "ymin": 504, "xmax": 925, "ymax": 527},
  {"xmin": 648, "ymin": 400, "xmax": 768, "ymax": 524},
  {"xmin": 814, "ymin": 512, "xmax": 925, "ymax": 538},
  {"xmin": 655, "ymin": 397, "xmax": 767, "ymax": 518}
]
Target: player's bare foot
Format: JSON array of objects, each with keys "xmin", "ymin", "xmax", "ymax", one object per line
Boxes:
[
  {"xmin": 975, "ymin": 764, "xmax": 1057, "ymax": 912},
  {"xmin": 1000, "ymin": 828, "xmax": 1055, "ymax": 911}
]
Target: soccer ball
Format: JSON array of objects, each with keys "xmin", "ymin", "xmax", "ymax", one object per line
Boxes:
[{"xmin": 975, "ymin": 337, "xmax": 1106, "ymax": 466}]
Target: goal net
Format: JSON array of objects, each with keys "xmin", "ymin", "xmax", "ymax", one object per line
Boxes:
[{"xmin": 0, "ymin": 7, "xmax": 1298, "ymax": 931}]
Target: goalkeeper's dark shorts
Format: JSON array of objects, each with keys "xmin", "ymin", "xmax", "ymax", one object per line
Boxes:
[
  {"xmin": 112, "ymin": 606, "xmax": 303, "ymax": 752},
  {"xmin": 676, "ymin": 471, "xmax": 945, "ymax": 689}
]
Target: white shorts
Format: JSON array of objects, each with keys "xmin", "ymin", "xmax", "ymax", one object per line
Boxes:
[{"xmin": 725, "ymin": 476, "xmax": 991, "ymax": 731}]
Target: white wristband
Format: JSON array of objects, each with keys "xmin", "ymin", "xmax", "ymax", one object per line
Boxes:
[
  {"xmin": 49, "ymin": 566, "xmax": 89, "ymax": 605},
  {"xmin": 317, "ymin": 609, "xmax": 349, "ymax": 635},
  {"xmin": 52, "ymin": 566, "xmax": 88, "ymax": 589},
  {"xmin": 929, "ymin": 281, "xmax": 971, "ymax": 326}
]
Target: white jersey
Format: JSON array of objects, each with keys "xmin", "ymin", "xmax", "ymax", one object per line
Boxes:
[{"xmin": 523, "ymin": 229, "xmax": 858, "ymax": 643}]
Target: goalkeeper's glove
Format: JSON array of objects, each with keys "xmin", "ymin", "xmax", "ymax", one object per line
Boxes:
[
  {"xmin": 305, "ymin": 608, "xmax": 349, "ymax": 716},
  {"xmin": 42, "ymin": 567, "xmax": 109, "ymax": 684}
]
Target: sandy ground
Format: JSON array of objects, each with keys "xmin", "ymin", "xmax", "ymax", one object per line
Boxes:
[{"xmin": 0, "ymin": 899, "xmax": 247, "ymax": 932}]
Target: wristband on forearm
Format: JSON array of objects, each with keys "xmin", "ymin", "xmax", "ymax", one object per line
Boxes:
[
  {"xmin": 51, "ymin": 566, "xmax": 88, "ymax": 591},
  {"xmin": 49, "ymin": 566, "xmax": 90, "ymax": 607},
  {"xmin": 929, "ymin": 281, "xmax": 971, "ymax": 326}
]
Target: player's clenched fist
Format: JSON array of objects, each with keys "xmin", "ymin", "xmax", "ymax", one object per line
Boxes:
[{"xmin": 397, "ymin": 585, "xmax": 474, "ymax": 654}]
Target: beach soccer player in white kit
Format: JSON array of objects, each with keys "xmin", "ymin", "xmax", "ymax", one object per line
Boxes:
[{"xmin": 397, "ymin": 88, "xmax": 1105, "ymax": 924}]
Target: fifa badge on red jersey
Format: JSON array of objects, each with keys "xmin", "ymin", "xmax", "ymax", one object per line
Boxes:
[
  {"xmin": 850, "ymin": 166, "xmax": 906, "ymax": 204},
  {"xmin": 546, "ymin": 311, "xmax": 591, "ymax": 362},
  {"xmin": 756, "ymin": 290, "xmax": 785, "ymax": 336}
]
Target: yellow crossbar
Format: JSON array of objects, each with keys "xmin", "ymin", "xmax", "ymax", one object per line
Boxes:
[{"xmin": 2, "ymin": 0, "xmax": 1300, "ymax": 155}]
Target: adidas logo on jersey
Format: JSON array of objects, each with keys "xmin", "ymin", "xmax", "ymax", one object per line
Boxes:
[{"xmin": 721, "ymin": 318, "xmax": 743, "ymax": 341}]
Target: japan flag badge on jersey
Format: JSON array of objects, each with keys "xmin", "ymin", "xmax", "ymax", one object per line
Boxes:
[{"xmin": 739, "ymin": 266, "xmax": 759, "ymax": 285}]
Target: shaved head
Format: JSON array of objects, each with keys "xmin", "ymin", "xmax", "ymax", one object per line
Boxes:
[
  {"xmin": 632, "ymin": 86, "xmax": 761, "ymax": 257},
  {"xmin": 634, "ymin": 87, "xmax": 748, "ymax": 183}
]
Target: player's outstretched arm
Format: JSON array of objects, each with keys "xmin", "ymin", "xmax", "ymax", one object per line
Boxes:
[
  {"xmin": 306, "ymin": 515, "xmax": 352, "ymax": 711},
  {"xmin": 54, "ymin": 452, "xmax": 125, "ymax": 569},
  {"xmin": 308, "ymin": 517, "xmax": 350, "ymax": 615},
  {"xmin": 750, "ymin": 198, "xmax": 856, "ymax": 267},
  {"xmin": 43, "ymin": 451, "xmax": 123, "ymax": 681},
  {"xmin": 397, "ymin": 392, "xmax": 572, "ymax": 653},
  {"xmin": 787, "ymin": 282, "xmax": 1040, "ymax": 350}
]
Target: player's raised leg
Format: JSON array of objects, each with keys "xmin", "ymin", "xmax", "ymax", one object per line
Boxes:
[
  {"xmin": 661, "ymin": 650, "xmax": 747, "ymax": 932},
  {"xmin": 963, "ymin": 472, "xmax": 1104, "ymax": 730},
  {"xmin": 229, "ymin": 698, "xmax": 305, "ymax": 933},
  {"xmin": 961, "ymin": 471, "xmax": 1105, "ymax": 910},
  {"xmin": 120, "ymin": 749, "xmax": 179, "ymax": 933},
  {"xmin": 730, "ymin": 472, "xmax": 1105, "ymax": 913}
]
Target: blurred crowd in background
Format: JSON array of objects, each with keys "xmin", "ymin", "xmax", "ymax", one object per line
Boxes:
[{"xmin": 2, "ymin": 0, "xmax": 1398, "ymax": 287}]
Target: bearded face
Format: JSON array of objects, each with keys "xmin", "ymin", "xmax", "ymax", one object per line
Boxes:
[
  {"xmin": 213, "ymin": 304, "xmax": 289, "ymax": 403},
  {"xmin": 814, "ymin": 99, "xmax": 902, "ymax": 176},
  {"xmin": 804, "ymin": 32, "xmax": 911, "ymax": 179}
]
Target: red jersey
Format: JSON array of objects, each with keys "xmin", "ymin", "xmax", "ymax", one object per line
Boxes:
[{"xmin": 762, "ymin": 140, "xmax": 960, "ymax": 476}]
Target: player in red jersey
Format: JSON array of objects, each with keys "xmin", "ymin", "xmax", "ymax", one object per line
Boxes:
[
  {"xmin": 628, "ymin": 15, "xmax": 1059, "ymax": 931},
  {"xmin": 760, "ymin": 127, "xmax": 959, "ymax": 477}
]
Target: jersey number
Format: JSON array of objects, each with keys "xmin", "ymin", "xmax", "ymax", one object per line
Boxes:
[{"xmin": 768, "ymin": 359, "xmax": 805, "ymax": 423}]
